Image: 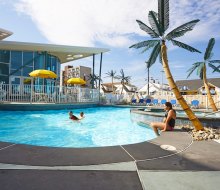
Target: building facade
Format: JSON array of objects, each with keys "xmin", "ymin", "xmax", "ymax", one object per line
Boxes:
[
  {"xmin": 61, "ymin": 65, "xmax": 92, "ymax": 87},
  {"xmin": 0, "ymin": 50, "xmax": 60, "ymax": 84}
]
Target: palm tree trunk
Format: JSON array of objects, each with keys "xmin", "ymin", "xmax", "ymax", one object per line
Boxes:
[
  {"xmin": 112, "ymin": 77, "xmax": 114, "ymax": 94},
  {"xmin": 203, "ymin": 65, "xmax": 218, "ymax": 111},
  {"xmin": 161, "ymin": 41, "xmax": 203, "ymax": 131},
  {"xmin": 121, "ymin": 82, "xmax": 124, "ymax": 95}
]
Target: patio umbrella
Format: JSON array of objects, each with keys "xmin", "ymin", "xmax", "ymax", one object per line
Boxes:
[
  {"xmin": 29, "ymin": 69, "xmax": 57, "ymax": 79},
  {"xmin": 67, "ymin": 78, "xmax": 86, "ymax": 85}
]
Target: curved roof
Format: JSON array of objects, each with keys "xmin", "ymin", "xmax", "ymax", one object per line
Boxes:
[
  {"xmin": 0, "ymin": 40, "xmax": 109, "ymax": 63},
  {"xmin": 0, "ymin": 28, "xmax": 13, "ymax": 40}
]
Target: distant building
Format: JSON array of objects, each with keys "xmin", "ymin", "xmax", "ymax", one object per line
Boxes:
[
  {"xmin": 138, "ymin": 81, "xmax": 172, "ymax": 96},
  {"xmin": 101, "ymin": 82, "xmax": 137, "ymax": 96},
  {"xmin": 176, "ymin": 78, "xmax": 220, "ymax": 95},
  {"xmin": 61, "ymin": 65, "xmax": 92, "ymax": 87}
]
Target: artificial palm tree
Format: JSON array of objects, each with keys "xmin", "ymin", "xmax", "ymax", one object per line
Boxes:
[
  {"xmin": 187, "ymin": 38, "xmax": 220, "ymax": 111},
  {"xmin": 105, "ymin": 70, "xmax": 117, "ymax": 94},
  {"xmin": 116, "ymin": 69, "xmax": 131, "ymax": 95},
  {"xmin": 146, "ymin": 62, "xmax": 151, "ymax": 96},
  {"xmin": 87, "ymin": 74, "xmax": 102, "ymax": 89},
  {"xmin": 130, "ymin": 0, "xmax": 203, "ymax": 130}
]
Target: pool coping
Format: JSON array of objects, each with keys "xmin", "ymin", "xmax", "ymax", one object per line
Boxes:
[{"xmin": 0, "ymin": 129, "xmax": 192, "ymax": 166}]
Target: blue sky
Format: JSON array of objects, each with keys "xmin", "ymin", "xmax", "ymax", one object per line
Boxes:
[{"xmin": 1, "ymin": 0, "xmax": 220, "ymax": 88}]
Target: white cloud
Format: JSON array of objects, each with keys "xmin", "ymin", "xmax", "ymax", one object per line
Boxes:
[
  {"xmin": 14, "ymin": 0, "xmax": 157, "ymax": 47},
  {"xmin": 13, "ymin": 0, "xmax": 220, "ymax": 48}
]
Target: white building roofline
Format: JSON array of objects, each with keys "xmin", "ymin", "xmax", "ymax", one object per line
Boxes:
[{"xmin": 0, "ymin": 40, "xmax": 109, "ymax": 63}]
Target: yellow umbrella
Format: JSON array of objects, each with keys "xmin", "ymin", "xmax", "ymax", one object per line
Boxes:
[
  {"xmin": 29, "ymin": 69, "xmax": 57, "ymax": 79},
  {"xmin": 67, "ymin": 78, "xmax": 86, "ymax": 85}
]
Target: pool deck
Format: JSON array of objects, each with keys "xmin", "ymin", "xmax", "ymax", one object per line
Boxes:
[{"xmin": 0, "ymin": 128, "xmax": 220, "ymax": 190}]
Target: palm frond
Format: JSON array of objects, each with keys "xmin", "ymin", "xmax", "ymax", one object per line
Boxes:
[
  {"xmin": 148, "ymin": 11, "xmax": 162, "ymax": 36},
  {"xmin": 166, "ymin": 19, "xmax": 200, "ymax": 40},
  {"xmin": 105, "ymin": 70, "xmax": 116, "ymax": 78},
  {"xmin": 171, "ymin": 39, "xmax": 201, "ymax": 53},
  {"xmin": 136, "ymin": 20, "xmax": 160, "ymax": 38},
  {"xmin": 197, "ymin": 62, "xmax": 205, "ymax": 79},
  {"xmin": 209, "ymin": 60, "xmax": 220, "ymax": 64},
  {"xmin": 146, "ymin": 61, "xmax": 151, "ymax": 69},
  {"xmin": 204, "ymin": 38, "xmax": 215, "ymax": 60},
  {"xmin": 129, "ymin": 40, "xmax": 160, "ymax": 49},
  {"xmin": 209, "ymin": 63, "xmax": 220, "ymax": 73},
  {"xmin": 158, "ymin": 0, "xmax": 169, "ymax": 33},
  {"xmin": 186, "ymin": 62, "xmax": 203, "ymax": 78},
  {"xmin": 147, "ymin": 42, "xmax": 161, "ymax": 67}
]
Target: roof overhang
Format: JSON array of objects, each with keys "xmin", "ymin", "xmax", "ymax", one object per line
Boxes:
[
  {"xmin": 0, "ymin": 28, "xmax": 13, "ymax": 40},
  {"xmin": 0, "ymin": 41, "xmax": 109, "ymax": 63}
]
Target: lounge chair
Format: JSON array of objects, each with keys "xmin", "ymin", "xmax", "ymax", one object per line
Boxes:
[
  {"xmin": 139, "ymin": 99, "xmax": 145, "ymax": 105},
  {"xmin": 160, "ymin": 99, "xmax": 167, "ymax": 106},
  {"xmin": 146, "ymin": 98, "xmax": 152, "ymax": 106},
  {"xmin": 170, "ymin": 99, "xmax": 177, "ymax": 107},
  {"xmin": 131, "ymin": 99, "xmax": 137, "ymax": 104},
  {"xmin": 191, "ymin": 100, "xmax": 199, "ymax": 108},
  {"xmin": 152, "ymin": 99, "xmax": 159, "ymax": 106}
]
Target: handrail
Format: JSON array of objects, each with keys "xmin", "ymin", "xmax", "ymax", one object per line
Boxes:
[{"xmin": 204, "ymin": 110, "xmax": 220, "ymax": 117}]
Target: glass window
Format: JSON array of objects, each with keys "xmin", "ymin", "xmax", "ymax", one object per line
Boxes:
[
  {"xmin": 0, "ymin": 63, "xmax": 9, "ymax": 75},
  {"xmin": 46, "ymin": 54, "xmax": 51, "ymax": 70},
  {"xmin": 34, "ymin": 52, "xmax": 45, "ymax": 70},
  {"xmin": 10, "ymin": 69, "xmax": 21, "ymax": 76},
  {"xmin": 23, "ymin": 66, "xmax": 33, "ymax": 76},
  {"xmin": 11, "ymin": 51, "xmax": 22, "ymax": 70},
  {"xmin": 23, "ymin": 51, "xmax": 34, "ymax": 67},
  {"xmin": 0, "ymin": 75, "xmax": 9, "ymax": 84},
  {"xmin": 51, "ymin": 57, "xmax": 57, "ymax": 72},
  {"xmin": 0, "ymin": 50, "xmax": 10, "ymax": 63}
]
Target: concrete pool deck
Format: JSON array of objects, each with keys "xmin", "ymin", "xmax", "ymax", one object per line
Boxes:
[{"xmin": 0, "ymin": 128, "xmax": 220, "ymax": 190}]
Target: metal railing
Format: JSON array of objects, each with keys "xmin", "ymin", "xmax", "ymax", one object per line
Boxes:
[{"xmin": 0, "ymin": 84, "xmax": 99, "ymax": 104}]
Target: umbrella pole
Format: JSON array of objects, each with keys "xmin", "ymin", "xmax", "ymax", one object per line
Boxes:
[{"xmin": 30, "ymin": 78, "xmax": 33, "ymax": 104}]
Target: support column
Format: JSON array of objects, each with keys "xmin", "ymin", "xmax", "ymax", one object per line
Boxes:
[
  {"xmin": 98, "ymin": 53, "xmax": 103, "ymax": 103},
  {"xmin": 92, "ymin": 54, "xmax": 95, "ymax": 89}
]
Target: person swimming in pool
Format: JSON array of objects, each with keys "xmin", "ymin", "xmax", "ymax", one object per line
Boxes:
[
  {"xmin": 69, "ymin": 111, "xmax": 85, "ymax": 121},
  {"xmin": 150, "ymin": 102, "xmax": 176, "ymax": 136},
  {"xmin": 79, "ymin": 112, "xmax": 85, "ymax": 120}
]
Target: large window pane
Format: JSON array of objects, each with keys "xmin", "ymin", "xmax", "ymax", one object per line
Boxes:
[
  {"xmin": 46, "ymin": 54, "xmax": 51, "ymax": 70},
  {"xmin": 23, "ymin": 51, "xmax": 34, "ymax": 67},
  {"xmin": 10, "ymin": 69, "xmax": 21, "ymax": 76},
  {"xmin": 0, "ymin": 50, "xmax": 10, "ymax": 63},
  {"xmin": 0, "ymin": 75, "xmax": 9, "ymax": 84},
  {"xmin": 11, "ymin": 51, "xmax": 22, "ymax": 70},
  {"xmin": 23, "ymin": 66, "xmax": 33, "ymax": 76},
  {"xmin": 0, "ymin": 63, "xmax": 9, "ymax": 75},
  {"xmin": 51, "ymin": 57, "xmax": 57, "ymax": 72},
  {"xmin": 34, "ymin": 52, "xmax": 45, "ymax": 69}
]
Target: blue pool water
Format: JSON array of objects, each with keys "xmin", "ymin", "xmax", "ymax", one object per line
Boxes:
[{"xmin": 0, "ymin": 107, "xmax": 156, "ymax": 148}]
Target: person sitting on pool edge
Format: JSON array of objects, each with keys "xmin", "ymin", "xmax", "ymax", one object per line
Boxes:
[{"xmin": 150, "ymin": 102, "xmax": 176, "ymax": 136}]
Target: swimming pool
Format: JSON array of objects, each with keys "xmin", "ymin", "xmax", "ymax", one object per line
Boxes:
[{"xmin": 0, "ymin": 107, "xmax": 156, "ymax": 148}]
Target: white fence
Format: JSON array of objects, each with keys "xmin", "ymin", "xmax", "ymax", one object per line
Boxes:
[{"xmin": 0, "ymin": 84, "xmax": 99, "ymax": 104}]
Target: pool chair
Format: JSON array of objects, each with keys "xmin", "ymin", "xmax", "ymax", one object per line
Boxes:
[
  {"xmin": 170, "ymin": 99, "xmax": 177, "ymax": 107},
  {"xmin": 139, "ymin": 99, "xmax": 145, "ymax": 105},
  {"xmin": 160, "ymin": 99, "xmax": 167, "ymax": 106},
  {"xmin": 152, "ymin": 99, "xmax": 159, "ymax": 106},
  {"xmin": 146, "ymin": 98, "xmax": 152, "ymax": 106},
  {"xmin": 131, "ymin": 99, "xmax": 137, "ymax": 104},
  {"xmin": 191, "ymin": 100, "xmax": 200, "ymax": 109}
]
